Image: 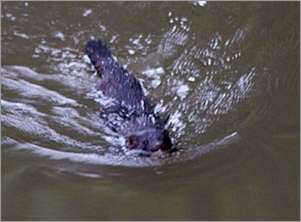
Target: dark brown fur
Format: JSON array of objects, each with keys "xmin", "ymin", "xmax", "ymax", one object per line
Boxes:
[{"xmin": 85, "ymin": 38, "xmax": 172, "ymax": 153}]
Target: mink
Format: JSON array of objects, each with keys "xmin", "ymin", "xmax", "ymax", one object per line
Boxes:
[{"xmin": 85, "ymin": 38, "xmax": 172, "ymax": 153}]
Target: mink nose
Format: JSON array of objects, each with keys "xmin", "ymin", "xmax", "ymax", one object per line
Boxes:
[{"xmin": 146, "ymin": 141, "xmax": 164, "ymax": 152}]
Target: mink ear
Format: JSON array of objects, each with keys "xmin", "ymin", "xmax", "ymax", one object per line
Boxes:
[
  {"xmin": 154, "ymin": 114, "xmax": 170, "ymax": 128},
  {"xmin": 163, "ymin": 129, "xmax": 169, "ymax": 136}
]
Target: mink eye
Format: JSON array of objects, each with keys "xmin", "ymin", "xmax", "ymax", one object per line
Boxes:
[
  {"xmin": 128, "ymin": 136, "xmax": 134, "ymax": 145},
  {"xmin": 127, "ymin": 135, "xmax": 136, "ymax": 149},
  {"xmin": 143, "ymin": 140, "xmax": 148, "ymax": 146}
]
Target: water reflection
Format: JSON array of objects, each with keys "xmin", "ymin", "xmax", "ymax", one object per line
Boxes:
[
  {"xmin": 1, "ymin": 2, "xmax": 299, "ymax": 221},
  {"xmin": 1, "ymin": 2, "xmax": 299, "ymax": 170}
]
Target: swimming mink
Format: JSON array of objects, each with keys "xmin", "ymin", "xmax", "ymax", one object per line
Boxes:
[{"xmin": 85, "ymin": 38, "xmax": 172, "ymax": 153}]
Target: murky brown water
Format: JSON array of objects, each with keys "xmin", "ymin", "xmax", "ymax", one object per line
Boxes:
[{"xmin": 1, "ymin": 1, "xmax": 300, "ymax": 220}]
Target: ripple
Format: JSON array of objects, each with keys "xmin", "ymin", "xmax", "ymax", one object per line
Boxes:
[
  {"xmin": 2, "ymin": 131, "xmax": 238, "ymax": 170},
  {"xmin": 1, "ymin": 64, "xmax": 241, "ymax": 170},
  {"xmin": 2, "ymin": 2, "xmax": 297, "ymax": 174}
]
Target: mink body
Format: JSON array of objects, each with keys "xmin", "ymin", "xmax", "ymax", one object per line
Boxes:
[{"xmin": 85, "ymin": 39, "xmax": 172, "ymax": 153}]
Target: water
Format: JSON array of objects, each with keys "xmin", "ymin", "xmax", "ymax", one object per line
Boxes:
[{"xmin": 1, "ymin": 2, "xmax": 299, "ymax": 220}]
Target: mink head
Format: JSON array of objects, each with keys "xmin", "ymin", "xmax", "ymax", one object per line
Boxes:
[{"xmin": 126, "ymin": 128, "xmax": 172, "ymax": 152}]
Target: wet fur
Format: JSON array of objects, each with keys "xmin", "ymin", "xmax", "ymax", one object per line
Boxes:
[{"xmin": 85, "ymin": 38, "xmax": 172, "ymax": 153}]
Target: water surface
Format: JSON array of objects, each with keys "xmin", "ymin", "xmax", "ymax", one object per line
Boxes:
[{"xmin": 1, "ymin": 1, "xmax": 300, "ymax": 220}]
